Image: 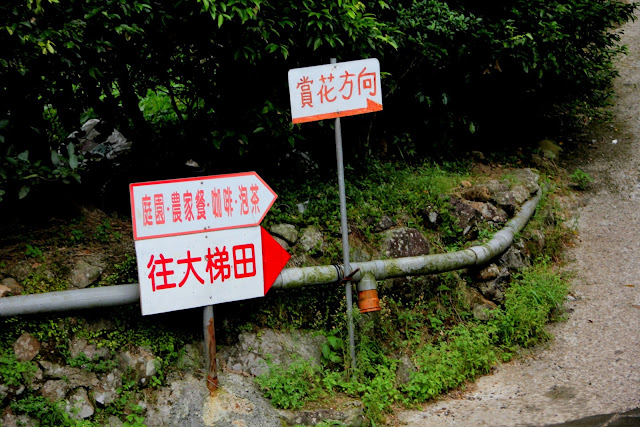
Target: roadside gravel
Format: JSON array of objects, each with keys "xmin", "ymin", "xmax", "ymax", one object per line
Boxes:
[{"xmin": 396, "ymin": 12, "xmax": 640, "ymax": 427}]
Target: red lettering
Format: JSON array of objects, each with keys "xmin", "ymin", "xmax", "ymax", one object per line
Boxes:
[
  {"xmin": 196, "ymin": 190, "xmax": 206, "ymax": 220},
  {"xmin": 339, "ymin": 70, "xmax": 355, "ymax": 100},
  {"xmin": 250, "ymin": 184, "xmax": 260, "ymax": 214},
  {"xmin": 171, "ymin": 192, "xmax": 182, "ymax": 223},
  {"xmin": 154, "ymin": 194, "xmax": 165, "ymax": 225},
  {"xmin": 177, "ymin": 250, "xmax": 204, "ymax": 287},
  {"xmin": 183, "ymin": 191, "xmax": 194, "ymax": 222},
  {"xmin": 238, "ymin": 185, "xmax": 249, "ymax": 215},
  {"xmin": 223, "ymin": 187, "xmax": 233, "ymax": 217},
  {"xmin": 233, "ymin": 244, "xmax": 256, "ymax": 278},
  {"xmin": 297, "ymin": 76, "xmax": 314, "ymax": 108},
  {"xmin": 317, "ymin": 73, "xmax": 336, "ymax": 103},
  {"xmin": 358, "ymin": 67, "xmax": 377, "ymax": 96},
  {"xmin": 205, "ymin": 246, "xmax": 231, "ymax": 283},
  {"xmin": 211, "ymin": 188, "xmax": 222, "ymax": 218},
  {"xmin": 147, "ymin": 254, "xmax": 176, "ymax": 291},
  {"xmin": 142, "ymin": 195, "xmax": 153, "ymax": 226}
]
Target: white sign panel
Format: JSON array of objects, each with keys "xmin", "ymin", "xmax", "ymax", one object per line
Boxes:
[
  {"xmin": 135, "ymin": 227, "xmax": 265, "ymax": 315},
  {"xmin": 288, "ymin": 58, "xmax": 383, "ymax": 124},
  {"xmin": 130, "ymin": 172, "xmax": 277, "ymax": 240}
]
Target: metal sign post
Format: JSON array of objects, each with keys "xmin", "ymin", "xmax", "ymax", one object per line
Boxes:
[
  {"xmin": 129, "ymin": 173, "xmax": 289, "ymax": 392},
  {"xmin": 288, "ymin": 58, "xmax": 383, "ymax": 370},
  {"xmin": 332, "ymin": 59, "xmax": 357, "ymax": 370}
]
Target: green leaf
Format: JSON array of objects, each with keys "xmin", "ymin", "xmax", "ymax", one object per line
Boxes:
[
  {"xmin": 17, "ymin": 151, "xmax": 29, "ymax": 161},
  {"xmin": 51, "ymin": 150, "xmax": 60, "ymax": 166},
  {"xmin": 18, "ymin": 185, "xmax": 30, "ymax": 199},
  {"xmin": 0, "ymin": 119, "xmax": 8, "ymax": 130},
  {"xmin": 327, "ymin": 335, "xmax": 343, "ymax": 349},
  {"xmin": 218, "ymin": 14, "xmax": 224, "ymax": 27},
  {"xmin": 69, "ymin": 154, "xmax": 78, "ymax": 170},
  {"xmin": 313, "ymin": 37, "xmax": 322, "ymax": 50}
]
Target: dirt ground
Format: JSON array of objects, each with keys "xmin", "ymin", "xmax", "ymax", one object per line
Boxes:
[{"xmin": 396, "ymin": 13, "xmax": 640, "ymax": 427}]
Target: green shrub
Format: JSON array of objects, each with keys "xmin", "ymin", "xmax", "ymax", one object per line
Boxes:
[
  {"xmin": 494, "ymin": 261, "xmax": 569, "ymax": 348},
  {"xmin": 255, "ymin": 357, "xmax": 325, "ymax": 409}
]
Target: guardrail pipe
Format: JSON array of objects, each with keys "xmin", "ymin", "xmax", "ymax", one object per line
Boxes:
[{"xmin": 0, "ymin": 193, "xmax": 540, "ymax": 317}]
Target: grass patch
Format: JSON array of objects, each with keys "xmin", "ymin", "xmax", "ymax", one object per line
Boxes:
[{"xmin": 255, "ymin": 262, "xmax": 570, "ymax": 424}]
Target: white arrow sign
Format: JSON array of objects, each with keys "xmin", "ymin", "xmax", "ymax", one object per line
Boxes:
[
  {"xmin": 134, "ymin": 226, "xmax": 290, "ymax": 315},
  {"xmin": 288, "ymin": 58, "xmax": 382, "ymax": 124},
  {"xmin": 130, "ymin": 172, "xmax": 277, "ymax": 240}
]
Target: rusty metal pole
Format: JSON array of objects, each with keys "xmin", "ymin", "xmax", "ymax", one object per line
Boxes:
[{"xmin": 203, "ymin": 305, "xmax": 218, "ymax": 394}]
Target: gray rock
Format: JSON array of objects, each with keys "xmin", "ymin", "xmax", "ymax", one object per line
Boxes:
[
  {"xmin": 299, "ymin": 226, "xmax": 324, "ymax": 253},
  {"xmin": 1, "ymin": 277, "xmax": 23, "ymax": 295},
  {"xmin": 0, "ymin": 284, "xmax": 10, "ymax": 297},
  {"xmin": 8, "ymin": 260, "xmax": 32, "ymax": 282},
  {"xmin": 448, "ymin": 197, "xmax": 482, "ymax": 235},
  {"xmin": 176, "ymin": 343, "xmax": 204, "ymax": 372},
  {"xmin": 499, "ymin": 246, "xmax": 530, "ymax": 271},
  {"xmin": 525, "ymin": 229, "xmax": 546, "ymax": 255},
  {"xmin": 493, "ymin": 186, "xmax": 530, "ymax": 214},
  {"xmin": 13, "ymin": 333, "xmax": 40, "ymax": 362},
  {"xmin": 473, "ymin": 303, "xmax": 496, "ymax": 321},
  {"xmin": 65, "ymin": 387, "xmax": 94, "ymax": 420},
  {"xmin": 202, "ymin": 372, "xmax": 283, "ymax": 427},
  {"xmin": 279, "ymin": 401, "xmax": 365, "ymax": 427},
  {"xmin": 107, "ymin": 416, "xmax": 124, "ymax": 427},
  {"xmin": 94, "ymin": 370, "xmax": 122, "ymax": 406},
  {"xmin": 40, "ymin": 379, "xmax": 71, "ymax": 402},
  {"xmin": 70, "ymin": 260, "xmax": 103, "ymax": 289},
  {"xmin": 461, "ymin": 185, "xmax": 493, "ymax": 202},
  {"xmin": 350, "ymin": 246, "xmax": 372, "ymax": 262},
  {"xmin": 39, "ymin": 361, "xmax": 98, "ymax": 388},
  {"xmin": 473, "ymin": 264, "xmax": 501, "ymax": 281},
  {"xmin": 0, "ymin": 411, "xmax": 37, "ymax": 427},
  {"xmin": 468, "ymin": 201, "xmax": 508, "ymax": 223},
  {"xmin": 382, "ymin": 228, "xmax": 430, "ymax": 258},
  {"xmin": 370, "ymin": 215, "xmax": 395, "ymax": 232},
  {"xmin": 421, "ymin": 206, "xmax": 440, "ymax": 229},
  {"xmin": 286, "ymin": 253, "xmax": 312, "ymax": 268},
  {"xmin": 69, "ymin": 337, "xmax": 111, "ymax": 361},
  {"xmin": 270, "ymin": 223, "xmax": 299, "ymax": 245},
  {"xmin": 118, "ymin": 347, "xmax": 158, "ymax": 385},
  {"xmin": 219, "ymin": 330, "xmax": 325, "ymax": 377},
  {"xmin": 394, "ymin": 354, "xmax": 417, "ymax": 386},
  {"xmin": 485, "ymin": 180, "xmax": 509, "ymax": 195},
  {"xmin": 511, "ymin": 168, "xmax": 541, "ymax": 194},
  {"xmin": 538, "ymin": 139, "xmax": 562, "ymax": 159},
  {"xmin": 0, "ymin": 383, "xmax": 8, "ymax": 401},
  {"xmin": 143, "ymin": 372, "xmax": 209, "ymax": 426},
  {"xmin": 474, "ymin": 268, "xmax": 510, "ymax": 304}
]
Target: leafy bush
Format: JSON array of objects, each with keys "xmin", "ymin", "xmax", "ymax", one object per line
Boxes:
[
  {"xmin": 493, "ymin": 261, "xmax": 569, "ymax": 348},
  {"xmin": 255, "ymin": 356, "xmax": 325, "ymax": 409},
  {"xmin": 1, "ymin": 0, "xmax": 636, "ymax": 202}
]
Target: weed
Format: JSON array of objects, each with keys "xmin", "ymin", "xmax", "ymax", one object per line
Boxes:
[
  {"xmin": 101, "ymin": 254, "xmax": 138, "ymax": 285},
  {"xmin": 570, "ymin": 168, "xmax": 594, "ymax": 190},
  {"xmin": 0, "ymin": 351, "xmax": 37, "ymax": 387},
  {"xmin": 255, "ymin": 356, "xmax": 325, "ymax": 409},
  {"xmin": 492, "ymin": 260, "xmax": 569, "ymax": 348},
  {"xmin": 10, "ymin": 395, "xmax": 73, "ymax": 426},
  {"xmin": 69, "ymin": 228, "xmax": 85, "ymax": 243},
  {"xmin": 22, "ymin": 273, "xmax": 69, "ymax": 294},
  {"xmin": 24, "ymin": 243, "xmax": 43, "ymax": 259}
]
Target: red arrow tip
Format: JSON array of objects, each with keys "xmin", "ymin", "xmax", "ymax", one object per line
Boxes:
[{"xmin": 261, "ymin": 227, "xmax": 291, "ymax": 295}]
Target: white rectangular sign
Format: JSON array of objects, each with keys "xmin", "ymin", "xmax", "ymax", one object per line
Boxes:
[
  {"xmin": 135, "ymin": 227, "xmax": 265, "ymax": 315},
  {"xmin": 288, "ymin": 58, "xmax": 382, "ymax": 124},
  {"xmin": 130, "ymin": 172, "xmax": 277, "ymax": 240}
]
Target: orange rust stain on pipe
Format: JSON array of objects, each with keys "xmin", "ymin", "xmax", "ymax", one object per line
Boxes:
[{"xmin": 207, "ymin": 318, "xmax": 218, "ymax": 395}]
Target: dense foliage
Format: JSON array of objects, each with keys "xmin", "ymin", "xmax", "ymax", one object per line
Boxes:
[{"xmin": 0, "ymin": 0, "xmax": 637, "ymax": 205}]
